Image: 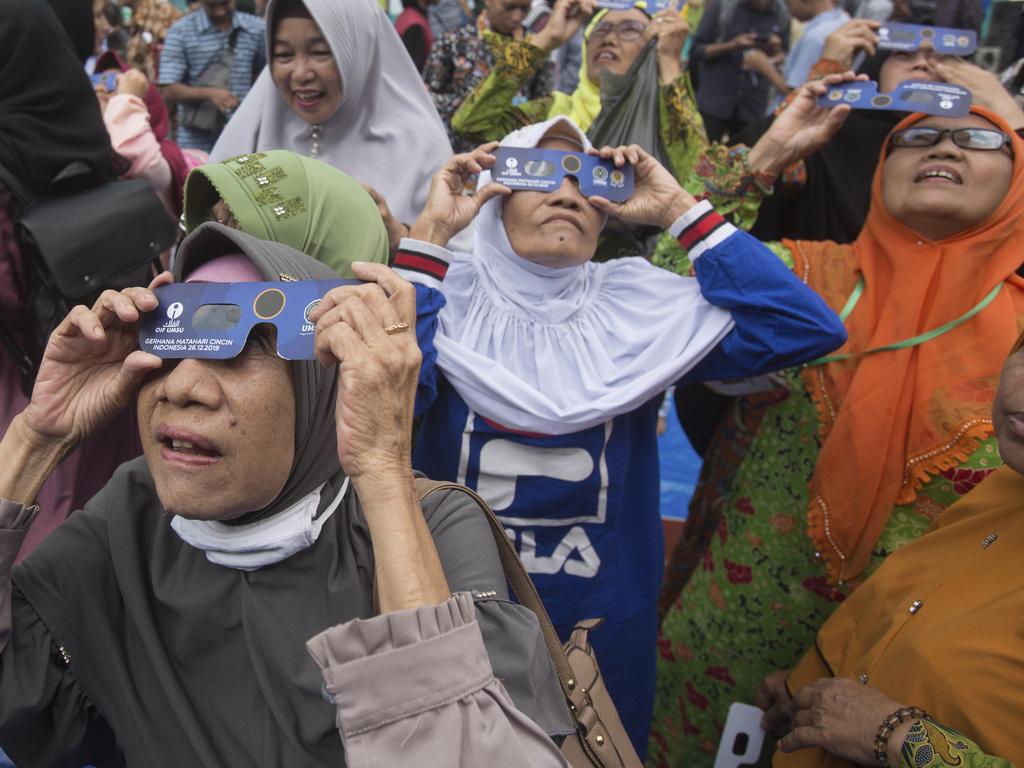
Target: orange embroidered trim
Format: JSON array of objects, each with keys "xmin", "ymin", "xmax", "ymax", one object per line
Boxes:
[
  {"xmin": 896, "ymin": 418, "xmax": 993, "ymax": 504},
  {"xmin": 809, "ymin": 492, "xmax": 846, "ymax": 584}
]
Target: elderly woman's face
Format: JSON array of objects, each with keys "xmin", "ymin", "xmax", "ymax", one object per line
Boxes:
[
  {"xmin": 501, "ymin": 136, "xmax": 605, "ymax": 269},
  {"xmin": 586, "ymin": 9, "xmax": 650, "ymax": 85},
  {"xmin": 994, "ymin": 345, "xmax": 1024, "ymax": 475},
  {"xmin": 881, "ymin": 114, "xmax": 1013, "ymax": 241},
  {"xmin": 878, "ymin": 48, "xmax": 949, "ymax": 93},
  {"xmin": 137, "ymin": 332, "xmax": 296, "ymax": 520},
  {"xmin": 271, "ymin": 13, "xmax": 343, "ymax": 125}
]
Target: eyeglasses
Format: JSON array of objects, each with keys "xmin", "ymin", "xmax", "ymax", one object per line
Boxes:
[
  {"xmin": 889, "ymin": 127, "xmax": 1012, "ymax": 152},
  {"xmin": 589, "ymin": 20, "xmax": 648, "ymax": 41}
]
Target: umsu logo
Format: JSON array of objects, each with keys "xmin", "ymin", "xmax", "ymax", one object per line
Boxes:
[{"xmin": 458, "ymin": 415, "xmax": 611, "ymax": 578}]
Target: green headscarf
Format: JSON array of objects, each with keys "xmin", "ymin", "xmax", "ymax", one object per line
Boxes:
[
  {"xmin": 548, "ymin": 8, "xmax": 607, "ymax": 131},
  {"xmin": 183, "ymin": 150, "xmax": 389, "ymax": 277}
]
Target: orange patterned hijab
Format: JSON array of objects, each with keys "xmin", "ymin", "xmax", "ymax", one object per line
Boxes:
[{"xmin": 786, "ymin": 106, "xmax": 1024, "ymax": 585}]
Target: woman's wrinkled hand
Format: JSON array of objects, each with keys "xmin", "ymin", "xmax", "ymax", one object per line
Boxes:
[
  {"xmin": 587, "ymin": 143, "xmax": 696, "ymax": 229},
  {"xmin": 820, "ymin": 19, "xmax": 880, "ymax": 68},
  {"xmin": 933, "ymin": 57, "xmax": 1024, "ymax": 130},
  {"xmin": 408, "ymin": 142, "xmax": 511, "ymax": 246},
  {"xmin": 779, "ymin": 678, "xmax": 908, "ymax": 765},
  {"xmin": 308, "ymin": 263, "xmax": 421, "ymax": 480},
  {"xmin": 22, "ymin": 272, "xmax": 171, "ymax": 449},
  {"xmin": 748, "ymin": 71, "xmax": 867, "ymax": 177},
  {"xmin": 647, "ymin": 10, "xmax": 689, "ymax": 83},
  {"xmin": 118, "ymin": 68, "xmax": 150, "ymax": 100},
  {"xmin": 528, "ymin": 0, "xmax": 597, "ymax": 52},
  {"xmin": 361, "ymin": 182, "xmax": 409, "ymax": 258},
  {"xmin": 755, "ymin": 670, "xmax": 795, "ymax": 737}
]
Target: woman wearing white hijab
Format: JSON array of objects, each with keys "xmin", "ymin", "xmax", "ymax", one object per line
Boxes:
[
  {"xmin": 210, "ymin": 0, "xmax": 453, "ymax": 233},
  {"xmin": 373, "ymin": 115, "xmax": 847, "ymax": 757}
]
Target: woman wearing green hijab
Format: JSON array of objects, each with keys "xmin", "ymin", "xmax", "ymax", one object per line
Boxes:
[{"xmin": 183, "ymin": 150, "xmax": 391, "ymax": 277}]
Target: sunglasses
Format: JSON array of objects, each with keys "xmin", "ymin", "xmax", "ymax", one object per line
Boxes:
[
  {"xmin": 589, "ymin": 19, "xmax": 648, "ymax": 41},
  {"xmin": 890, "ymin": 127, "xmax": 1012, "ymax": 151}
]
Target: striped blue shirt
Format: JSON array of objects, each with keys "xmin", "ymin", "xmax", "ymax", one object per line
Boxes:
[{"xmin": 158, "ymin": 9, "xmax": 265, "ymax": 151}]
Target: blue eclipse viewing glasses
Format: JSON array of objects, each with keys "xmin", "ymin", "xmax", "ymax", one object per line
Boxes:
[
  {"xmin": 138, "ymin": 279, "xmax": 357, "ymax": 360},
  {"xmin": 491, "ymin": 147, "xmax": 635, "ymax": 202},
  {"xmin": 816, "ymin": 79, "xmax": 971, "ymax": 117},
  {"xmin": 876, "ymin": 22, "xmax": 977, "ymax": 56},
  {"xmin": 90, "ymin": 71, "xmax": 119, "ymax": 91}
]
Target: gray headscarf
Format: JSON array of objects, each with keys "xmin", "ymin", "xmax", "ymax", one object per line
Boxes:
[
  {"xmin": 8, "ymin": 225, "xmax": 570, "ymax": 765},
  {"xmin": 172, "ymin": 223, "xmax": 343, "ymax": 523},
  {"xmin": 210, "ymin": 0, "xmax": 454, "ymax": 228},
  {"xmin": 10, "ymin": 225, "xmax": 372, "ymax": 765}
]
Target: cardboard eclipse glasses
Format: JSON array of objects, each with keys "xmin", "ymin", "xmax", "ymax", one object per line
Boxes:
[
  {"xmin": 816, "ymin": 79, "xmax": 971, "ymax": 117},
  {"xmin": 491, "ymin": 147, "xmax": 635, "ymax": 202},
  {"xmin": 876, "ymin": 22, "xmax": 977, "ymax": 56},
  {"xmin": 596, "ymin": 0, "xmax": 682, "ymax": 12},
  {"xmin": 138, "ymin": 279, "xmax": 357, "ymax": 360}
]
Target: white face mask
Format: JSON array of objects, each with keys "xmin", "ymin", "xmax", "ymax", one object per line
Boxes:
[{"xmin": 170, "ymin": 478, "xmax": 350, "ymax": 571}]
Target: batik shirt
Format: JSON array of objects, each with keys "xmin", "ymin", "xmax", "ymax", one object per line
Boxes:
[{"xmin": 424, "ymin": 22, "xmax": 556, "ymax": 153}]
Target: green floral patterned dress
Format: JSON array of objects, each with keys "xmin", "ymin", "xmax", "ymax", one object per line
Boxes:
[
  {"xmin": 647, "ymin": 363, "xmax": 1001, "ymax": 767},
  {"xmin": 902, "ymin": 720, "xmax": 1016, "ymax": 768}
]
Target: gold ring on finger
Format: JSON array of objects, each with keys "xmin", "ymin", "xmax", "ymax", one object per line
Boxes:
[{"xmin": 384, "ymin": 322, "xmax": 411, "ymax": 335}]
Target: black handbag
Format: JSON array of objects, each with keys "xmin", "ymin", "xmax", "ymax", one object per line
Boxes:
[
  {"xmin": 180, "ymin": 28, "xmax": 240, "ymax": 135},
  {"xmin": 0, "ymin": 163, "xmax": 177, "ymax": 393}
]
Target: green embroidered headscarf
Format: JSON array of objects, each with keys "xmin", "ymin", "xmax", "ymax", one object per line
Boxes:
[{"xmin": 183, "ymin": 150, "xmax": 389, "ymax": 277}]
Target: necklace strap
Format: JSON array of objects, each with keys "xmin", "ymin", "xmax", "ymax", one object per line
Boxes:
[{"xmin": 808, "ymin": 281, "xmax": 1004, "ymax": 366}]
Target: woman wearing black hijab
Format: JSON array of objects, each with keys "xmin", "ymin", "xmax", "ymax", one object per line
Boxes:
[
  {"xmin": 0, "ymin": 0, "xmax": 141, "ymax": 564},
  {"xmin": 0, "ymin": 225, "xmax": 572, "ymax": 766},
  {"xmin": 0, "ymin": 0, "xmax": 113, "ymax": 200}
]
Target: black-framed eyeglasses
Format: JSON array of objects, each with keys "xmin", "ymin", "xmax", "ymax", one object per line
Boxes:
[
  {"xmin": 589, "ymin": 19, "xmax": 648, "ymax": 41},
  {"xmin": 889, "ymin": 127, "xmax": 1012, "ymax": 152}
]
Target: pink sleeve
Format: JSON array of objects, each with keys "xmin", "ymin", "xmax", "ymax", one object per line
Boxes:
[
  {"xmin": 103, "ymin": 94, "xmax": 174, "ymax": 213},
  {"xmin": 307, "ymin": 592, "xmax": 569, "ymax": 768}
]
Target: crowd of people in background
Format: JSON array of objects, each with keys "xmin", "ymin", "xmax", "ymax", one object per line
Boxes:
[{"xmin": 1, "ymin": 0, "xmax": 1024, "ymax": 766}]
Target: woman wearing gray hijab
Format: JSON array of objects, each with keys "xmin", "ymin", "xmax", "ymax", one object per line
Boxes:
[
  {"xmin": 211, "ymin": 0, "xmax": 454, "ymax": 238},
  {"xmin": 0, "ymin": 224, "xmax": 572, "ymax": 766}
]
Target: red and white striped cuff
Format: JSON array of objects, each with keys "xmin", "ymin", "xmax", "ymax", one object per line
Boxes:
[
  {"xmin": 668, "ymin": 200, "xmax": 737, "ymax": 261},
  {"xmin": 393, "ymin": 238, "xmax": 453, "ymax": 290}
]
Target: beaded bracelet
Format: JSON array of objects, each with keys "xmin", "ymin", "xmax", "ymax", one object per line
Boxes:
[{"xmin": 874, "ymin": 706, "xmax": 928, "ymax": 767}]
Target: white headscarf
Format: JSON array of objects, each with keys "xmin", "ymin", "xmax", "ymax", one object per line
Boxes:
[
  {"xmin": 210, "ymin": 0, "xmax": 453, "ymax": 227},
  {"xmin": 434, "ymin": 116, "xmax": 736, "ymax": 435}
]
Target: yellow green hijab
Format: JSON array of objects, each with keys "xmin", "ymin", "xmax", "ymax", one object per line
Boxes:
[
  {"xmin": 548, "ymin": 9, "xmax": 607, "ymax": 131},
  {"xmin": 551, "ymin": 2, "xmax": 667, "ymax": 131},
  {"xmin": 184, "ymin": 151, "xmax": 389, "ymax": 277}
]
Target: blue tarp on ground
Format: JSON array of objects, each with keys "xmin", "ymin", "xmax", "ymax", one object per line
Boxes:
[{"xmin": 657, "ymin": 398, "xmax": 703, "ymax": 522}]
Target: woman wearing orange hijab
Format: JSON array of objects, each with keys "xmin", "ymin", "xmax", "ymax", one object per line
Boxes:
[
  {"xmin": 757, "ymin": 327, "xmax": 1024, "ymax": 768},
  {"xmin": 651, "ymin": 105, "xmax": 1024, "ymax": 767}
]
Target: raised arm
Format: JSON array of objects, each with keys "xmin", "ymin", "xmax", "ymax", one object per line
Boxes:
[
  {"xmin": 589, "ymin": 142, "xmax": 846, "ymax": 379},
  {"xmin": 452, "ymin": 0, "xmax": 596, "ymax": 143}
]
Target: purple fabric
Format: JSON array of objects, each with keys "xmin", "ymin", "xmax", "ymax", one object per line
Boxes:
[{"xmin": 0, "ymin": 188, "xmax": 142, "ymax": 563}]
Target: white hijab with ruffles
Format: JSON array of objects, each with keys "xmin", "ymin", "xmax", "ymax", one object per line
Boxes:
[{"xmin": 434, "ymin": 116, "xmax": 736, "ymax": 435}]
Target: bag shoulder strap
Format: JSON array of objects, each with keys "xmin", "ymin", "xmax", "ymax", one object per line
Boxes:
[{"xmin": 411, "ymin": 479, "xmax": 580, "ymax": 696}]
